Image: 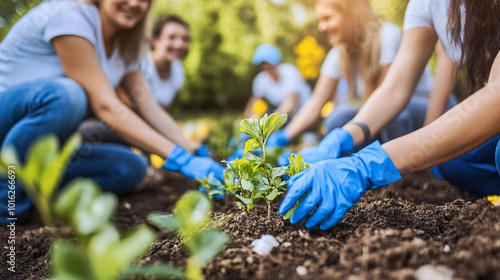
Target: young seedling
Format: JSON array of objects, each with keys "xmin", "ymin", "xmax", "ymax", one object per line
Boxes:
[
  {"xmin": 283, "ymin": 153, "xmax": 310, "ymax": 220},
  {"xmin": 221, "ymin": 113, "xmax": 292, "ymax": 218},
  {"xmin": 149, "ymin": 191, "xmax": 230, "ymax": 280}
]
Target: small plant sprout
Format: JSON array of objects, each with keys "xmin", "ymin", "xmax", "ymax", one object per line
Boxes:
[
  {"xmin": 222, "ymin": 113, "xmax": 289, "ymax": 218},
  {"xmin": 283, "ymin": 153, "xmax": 310, "ymax": 220},
  {"xmin": 149, "ymin": 191, "xmax": 230, "ymax": 280}
]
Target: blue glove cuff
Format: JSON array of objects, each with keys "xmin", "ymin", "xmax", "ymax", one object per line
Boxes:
[
  {"xmin": 338, "ymin": 128, "xmax": 354, "ymax": 153},
  {"xmin": 163, "ymin": 145, "xmax": 192, "ymax": 172},
  {"xmin": 352, "ymin": 141, "xmax": 402, "ymax": 189}
]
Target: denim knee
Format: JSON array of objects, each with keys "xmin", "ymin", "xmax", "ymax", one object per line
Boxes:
[
  {"xmin": 107, "ymin": 150, "xmax": 148, "ymax": 195},
  {"xmin": 37, "ymin": 78, "xmax": 88, "ymax": 136}
]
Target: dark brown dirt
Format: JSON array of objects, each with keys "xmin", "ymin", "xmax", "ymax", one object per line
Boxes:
[{"xmin": 2, "ymin": 170, "xmax": 500, "ymax": 280}]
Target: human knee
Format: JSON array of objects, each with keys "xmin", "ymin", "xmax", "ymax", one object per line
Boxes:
[
  {"xmin": 40, "ymin": 78, "xmax": 88, "ymax": 122},
  {"xmin": 112, "ymin": 152, "xmax": 148, "ymax": 194}
]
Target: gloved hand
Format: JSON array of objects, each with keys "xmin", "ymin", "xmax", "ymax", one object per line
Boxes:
[
  {"xmin": 283, "ymin": 128, "xmax": 354, "ymax": 165},
  {"xmin": 279, "ymin": 141, "xmax": 401, "ymax": 230},
  {"xmin": 266, "ymin": 129, "xmax": 291, "ymax": 148},
  {"xmin": 194, "ymin": 145, "xmax": 211, "ymax": 157},
  {"xmin": 163, "ymin": 145, "xmax": 224, "ymax": 181}
]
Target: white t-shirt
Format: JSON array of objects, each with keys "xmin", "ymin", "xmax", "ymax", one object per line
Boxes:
[
  {"xmin": 320, "ymin": 23, "xmax": 433, "ymax": 105},
  {"xmin": 140, "ymin": 54, "xmax": 184, "ymax": 107},
  {"xmin": 0, "ymin": 0, "xmax": 138, "ymax": 92},
  {"xmin": 252, "ymin": 63, "xmax": 311, "ymax": 113},
  {"xmin": 404, "ymin": 0, "xmax": 462, "ymax": 65}
]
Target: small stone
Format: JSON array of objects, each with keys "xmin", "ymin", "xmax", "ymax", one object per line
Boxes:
[
  {"xmin": 246, "ymin": 256, "xmax": 254, "ymax": 264},
  {"xmin": 412, "ymin": 229, "xmax": 425, "ymax": 235},
  {"xmin": 443, "ymin": 245, "xmax": 451, "ymax": 253},
  {"xmin": 296, "ymin": 266, "xmax": 307, "ymax": 276},
  {"xmin": 415, "ymin": 264, "xmax": 453, "ymax": 280},
  {"xmin": 282, "ymin": 242, "xmax": 292, "ymax": 247},
  {"xmin": 299, "ymin": 230, "xmax": 305, "ymax": 237},
  {"xmin": 123, "ymin": 202, "xmax": 132, "ymax": 210},
  {"xmin": 411, "ymin": 238, "xmax": 425, "ymax": 247}
]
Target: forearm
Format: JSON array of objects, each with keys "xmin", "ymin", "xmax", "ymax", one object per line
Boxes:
[
  {"xmin": 95, "ymin": 101, "xmax": 175, "ymax": 158},
  {"xmin": 284, "ymin": 98, "xmax": 323, "ymax": 138},
  {"xmin": 141, "ymin": 103, "xmax": 199, "ymax": 153},
  {"xmin": 275, "ymin": 93, "xmax": 299, "ymax": 116},
  {"xmin": 384, "ymin": 82, "xmax": 500, "ymax": 174},
  {"xmin": 345, "ymin": 82, "xmax": 412, "ymax": 145}
]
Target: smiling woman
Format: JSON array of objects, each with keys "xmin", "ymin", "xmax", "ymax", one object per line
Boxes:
[{"xmin": 0, "ymin": 0, "xmax": 224, "ymax": 224}]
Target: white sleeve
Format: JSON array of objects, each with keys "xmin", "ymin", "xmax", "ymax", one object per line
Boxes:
[
  {"xmin": 403, "ymin": 0, "xmax": 433, "ymax": 31},
  {"xmin": 279, "ymin": 64, "xmax": 303, "ymax": 96},
  {"xmin": 43, "ymin": 2, "xmax": 97, "ymax": 46},
  {"xmin": 252, "ymin": 74, "xmax": 265, "ymax": 97},
  {"xmin": 320, "ymin": 48, "xmax": 342, "ymax": 79},
  {"xmin": 379, "ymin": 24, "xmax": 402, "ymax": 65}
]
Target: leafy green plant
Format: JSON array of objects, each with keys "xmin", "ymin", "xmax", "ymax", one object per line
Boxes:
[
  {"xmin": 0, "ymin": 134, "xmax": 179, "ymax": 280},
  {"xmin": 283, "ymin": 153, "xmax": 310, "ymax": 220},
  {"xmin": 149, "ymin": 191, "xmax": 230, "ymax": 280}
]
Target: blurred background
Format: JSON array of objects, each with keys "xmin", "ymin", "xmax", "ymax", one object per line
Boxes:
[{"xmin": 0, "ymin": 0, "xmax": 409, "ymax": 113}]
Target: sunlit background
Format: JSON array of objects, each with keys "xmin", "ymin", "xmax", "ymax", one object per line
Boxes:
[{"xmin": 0, "ymin": 0, "xmax": 409, "ymax": 112}]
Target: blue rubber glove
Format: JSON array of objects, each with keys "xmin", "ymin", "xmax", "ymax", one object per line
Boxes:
[
  {"xmin": 266, "ymin": 129, "xmax": 291, "ymax": 148},
  {"xmin": 279, "ymin": 141, "xmax": 401, "ymax": 230},
  {"xmin": 279, "ymin": 128, "xmax": 353, "ymax": 166},
  {"xmin": 163, "ymin": 145, "xmax": 224, "ymax": 181},
  {"xmin": 194, "ymin": 145, "xmax": 211, "ymax": 157}
]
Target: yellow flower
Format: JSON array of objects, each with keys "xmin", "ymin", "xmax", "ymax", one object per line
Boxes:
[
  {"xmin": 252, "ymin": 99, "xmax": 269, "ymax": 117},
  {"xmin": 294, "ymin": 36, "xmax": 326, "ymax": 80}
]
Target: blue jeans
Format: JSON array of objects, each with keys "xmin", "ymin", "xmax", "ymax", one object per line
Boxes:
[
  {"xmin": 0, "ymin": 78, "xmax": 147, "ymax": 223},
  {"xmin": 433, "ymin": 134, "xmax": 500, "ymax": 197}
]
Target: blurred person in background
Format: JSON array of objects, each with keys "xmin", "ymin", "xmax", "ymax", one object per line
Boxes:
[{"xmin": 243, "ymin": 44, "xmax": 311, "ymax": 119}]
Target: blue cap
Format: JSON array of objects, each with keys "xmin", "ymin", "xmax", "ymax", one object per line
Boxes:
[{"xmin": 252, "ymin": 44, "xmax": 282, "ymax": 66}]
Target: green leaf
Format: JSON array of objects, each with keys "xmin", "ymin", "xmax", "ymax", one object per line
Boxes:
[
  {"xmin": 121, "ymin": 264, "xmax": 184, "ymax": 279},
  {"xmin": 110, "ymin": 226, "xmax": 156, "ymax": 275},
  {"xmin": 40, "ymin": 134, "xmax": 81, "ymax": 199},
  {"xmin": 51, "ymin": 240, "xmax": 95, "ymax": 280},
  {"xmin": 265, "ymin": 189, "xmax": 283, "ymax": 201},
  {"xmin": 23, "ymin": 134, "xmax": 59, "ymax": 189},
  {"xmin": 185, "ymin": 230, "xmax": 230, "ymax": 266},
  {"xmin": 263, "ymin": 113, "xmax": 288, "ymax": 140},
  {"xmin": 271, "ymin": 166, "xmax": 287, "ymax": 180},
  {"xmin": 148, "ymin": 213, "xmax": 181, "ymax": 232},
  {"xmin": 235, "ymin": 194, "xmax": 251, "ymax": 205},
  {"xmin": 175, "ymin": 191, "xmax": 211, "ymax": 230},
  {"xmin": 244, "ymin": 138, "xmax": 261, "ymax": 154},
  {"xmin": 243, "ymin": 152, "xmax": 264, "ymax": 165},
  {"xmin": 240, "ymin": 118, "xmax": 261, "ymax": 139},
  {"xmin": 240, "ymin": 179, "xmax": 254, "ymax": 191}
]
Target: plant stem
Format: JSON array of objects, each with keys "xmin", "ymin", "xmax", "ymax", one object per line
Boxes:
[{"xmin": 266, "ymin": 200, "xmax": 271, "ymax": 219}]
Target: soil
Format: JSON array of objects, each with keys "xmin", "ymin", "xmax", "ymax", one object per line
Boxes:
[{"xmin": 2, "ymin": 169, "xmax": 500, "ymax": 280}]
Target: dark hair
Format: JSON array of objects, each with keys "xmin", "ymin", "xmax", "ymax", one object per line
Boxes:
[
  {"xmin": 152, "ymin": 15, "xmax": 190, "ymax": 40},
  {"xmin": 448, "ymin": 0, "xmax": 500, "ymax": 95}
]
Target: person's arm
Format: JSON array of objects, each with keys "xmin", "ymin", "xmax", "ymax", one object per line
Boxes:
[
  {"xmin": 275, "ymin": 93, "xmax": 300, "ymax": 116},
  {"xmin": 243, "ymin": 95, "xmax": 262, "ymax": 118},
  {"xmin": 343, "ymin": 27, "xmax": 438, "ymax": 145},
  {"xmin": 53, "ymin": 35, "xmax": 175, "ymax": 158},
  {"xmin": 120, "ymin": 71, "xmax": 200, "ymax": 153},
  {"xmin": 385, "ymin": 50, "xmax": 500, "ymax": 173},
  {"xmin": 283, "ymin": 75, "xmax": 339, "ymax": 138},
  {"xmin": 423, "ymin": 41, "xmax": 456, "ymax": 125}
]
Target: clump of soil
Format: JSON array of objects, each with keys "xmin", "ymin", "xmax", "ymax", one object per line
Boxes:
[{"xmin": 2, "ymin": 170, "xmax": 500, "ymax": 280}]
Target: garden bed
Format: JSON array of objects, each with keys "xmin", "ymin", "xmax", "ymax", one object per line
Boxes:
[{"xmin": 2, "ymin": 170, "xmax": 500, "ymax": 280}]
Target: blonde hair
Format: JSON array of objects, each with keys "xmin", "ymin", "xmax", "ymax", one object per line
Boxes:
[
  {"xmin": 84, "ymin": 0, "xmax": 152, "ymax": 66},
  {"xmin": 320, "ymin": 0, "xmax": 382, "ymax": 103}
]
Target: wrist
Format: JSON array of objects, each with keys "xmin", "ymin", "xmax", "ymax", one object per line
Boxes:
[{"xmin": 353, "ymin": 141, "xmax": 401, "ymax": 189}]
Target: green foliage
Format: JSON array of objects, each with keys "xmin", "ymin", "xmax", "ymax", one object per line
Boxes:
[
  {"xmin": 0, "ymin": 135, "xmax": 173, "ymax": 280},
  {"xmin": 283, "ymin": 153, "xmax": 310, "ymax": 220},
  {"xmin": 0, "ymin": 134, "xmax": 81, "ymax": 225},
  {"xmin": 149, "ymin": 191, "xmax": 230, "ymax": 280}
]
